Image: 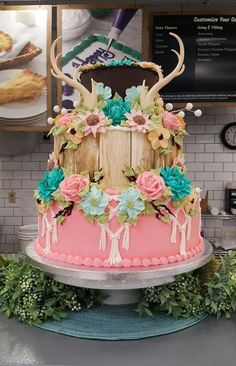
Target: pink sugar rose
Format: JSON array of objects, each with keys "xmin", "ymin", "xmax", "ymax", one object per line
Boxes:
[
  {"xmin": 59, "ymin": 174, "xmax": 89, "ymax": 203},
  {"xmin": 162, "ymin": 111, "xmax": 181, "ymax": 130},
  {"xmin": 136, "ymin": 172, "xmax": 166, "ymax": 200}
]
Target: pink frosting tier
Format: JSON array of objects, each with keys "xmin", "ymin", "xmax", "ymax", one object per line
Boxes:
[{"xmin": 35, "ymin": 195, "xmax": 204, "ymax": 268}]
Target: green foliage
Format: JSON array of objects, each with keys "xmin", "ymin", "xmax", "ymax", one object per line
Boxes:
[
  {"xmin": 0, "ymin": 256, "xmax": 103, "ymax": 325},
  {"xmin": 137, "ymin": 252, "xmax": 236, "ymax": 319}
]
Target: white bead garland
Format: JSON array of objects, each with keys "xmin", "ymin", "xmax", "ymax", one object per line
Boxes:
[
  {"xmin": 177, "ymin": 111, "xmax": 185, "ymax": 118},
  {"xmin": 165, "ymin": 103, "xmax": 173, "ymax": 111},
  {"xmin": 61, "ymin": 108, "xmax": 68, "ymax": 115},
  {"xmin": 194, "ymin": 109, "xmax": 202, "ymax": 117},
  {"xmin": 53, "ymin": 105, "xmax": 60, "ymax": 113},
  {"xmin": 186, "ymin": 103, "xmax": 193, "ymax": 110},
  {"xmin": 73, "ymin": 100, "xmax": 80, "ymax": 108},
  {"xmin": 47, "ymin": 117, "xmax": 54, "ymax": 125}
]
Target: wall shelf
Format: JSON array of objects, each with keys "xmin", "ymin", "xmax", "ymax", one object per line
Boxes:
[{"xmin": 202, "ymin": 214, "xmax": 236, "ymax": 220}]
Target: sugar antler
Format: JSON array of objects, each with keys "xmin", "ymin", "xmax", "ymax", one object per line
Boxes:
[
  {"xmin": 140, "ymin": 33, "xmax": 185, "ymax": 108},
  {"xmin": 50, "ymin": 37, "xmax": 97, "ymax": 109}
]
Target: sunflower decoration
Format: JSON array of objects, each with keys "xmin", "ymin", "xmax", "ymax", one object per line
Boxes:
[
  {"xmin": 148, "ymin": 125, "xmax": 170, "ymax": 150},
  {"xmin": 182, "ymin": 189, "xmax": 198, "ymax": 215},
  {"xmin": 34, "ymin": 191, "xmax": 48, "ymax": 214}
]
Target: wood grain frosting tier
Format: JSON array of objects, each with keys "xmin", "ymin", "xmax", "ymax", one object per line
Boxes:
[{"xmin": 54, "ymin": 130, "xmax": 182, "ymax": 189}]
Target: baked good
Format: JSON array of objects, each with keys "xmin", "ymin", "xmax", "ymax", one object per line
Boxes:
[
  {"xmin": 0, "ymin": 69, "xmax": 46, "ymax": 104},
  {"xmin": 34, "ymin": 33, "xmax": 204, "ymax": 268},
  {"xmin": 0, "ymin": 31, "xmax": 12, "ymax": 52}
]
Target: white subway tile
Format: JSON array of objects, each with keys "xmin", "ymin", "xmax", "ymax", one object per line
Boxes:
[
  {"xmin": 184, "ymin": 135, "xmax": 196, "ymax": 143},
  {"xmin": 0, "ymin": 244, "xmax": 14, "ymax": 253},
  {"xmin": 23, "ymin": 217, "xmax": 37, "ymax": 225},
  {"xmin": 215, "ymin": 115, "xmax": 234, "ymax": 124},
  {"xmin": 22, "ymin": 180, "xmax": 38, "ymax": 189},
  {"xmin": 192, "ymin": 181, "xmax": 204, "ymax": 189},
  {"xmin": 22, "ymin": 162, "xmax": 40, "ymax": 170},
  {"xmin": 214, "ymin": 172, "xmax": 233, "ymax": 181},
  {"xmin": 40, "ymin": 162, "xmax": 47, "ymax": 170},
  {"xmin": 0, "ymin": 226, "xmax": 14, "ymax": 235},
  {"xmin": 187, "ymin": 163, "xmax": 204, "ymax": 172},
  {"xmin": 32, "ymin": 171, "xmax": 43, "ymax": 180},
  {"xmin": 185, "ymin": 172, "xmax": 195, "ymax": 180},
  {"xmin": 4, "ymin": 199, "xmax": 21, "ymax": 208},
  {"xmin": 5, "ymin": 235, "xmax": 17, "ymax": 245},
  {"xmin": 196, "ymin": 172, "xmax": 214, "ymax": 181},
  {"xmin": 205, "ymin": 125, "xmax": 224, "ymax": 134},
  {"xmin": 13, "ymin": 171, "xmax": 31, "ymax": 179},
  {"xmin": 208, "ymin": 199, "xmax": 224, "ymax": 209},
  {"xmin": 214, "ymin": 191, "xmax": 225, "ymax": 200},
  {"xmin": 31, "ymin": 153, "xmax": 48, "ymax": 161},
  {"xmin": 13, "ymin": 153, "xmax": 30, "ymax": 162},
  {"xmin": 185, "ymin": 153, "xmax": 195, "ymax": 162},
  {"xmin": 40, "ymin": 144, "xmax": 53, "ymax": 153},
  {"xmin": 214, "ymin": 153, "xmax": 233, "ymax": 162},
  {"xmin": 224, "ymin": 162, "xmax": 236, "ymax": 171},
  {"xmin": 205, "ymin": 144, "xmax": 224, "ymax": 153},
  {"xmin": 204, "ymin": 181, "xmax": 224, "ymax": 191},
  {"xmin": 187, "ymin": 125, "xmax": 205, "ymax": 134},
  {"xmin": 196, "ymin": 134, "xmax": 214, "ymax": 143},
  {"xmin": 0, "ymin": 208, "xmax": 13, "ymax": 216},
  {"xmin": 205, "ymin": 162, "xmax": 223, "ymax": 172},
  {"xmin": 5, "ymin": 217, "xmax": 22, "ymax": 226},
  {"xmin": 3, "ymin": 162, "xmax": 21, "ymax": 170},
  {"xmin": 185, "ymin": 144, "xmax": 204, "ymax": 153},
  {"xmin": 0, "ymin": 171, "xmax": 13, "ymax": 179},
  {"xmin": 196, "ymin": 153, "xmax": 214, "ymax": 162},
  {"xmin": 14, "ymin": 208, "xmax": 23, "ymax": 216},
  {"xmin": 3, "ymin": 180, "xmax": 22, "ymax": 189},
  {"xmin": 0, "ymin": 199, "xmax": 4, "ymax": 207}
]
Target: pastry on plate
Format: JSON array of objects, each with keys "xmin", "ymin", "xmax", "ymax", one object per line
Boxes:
[
  {"xmin": 0, "ymin": 31, "xmax": 13, "ymax": 52},
  {"xmin": 0, "ymin": 69, "xmax": 46, "ymax": 104}
]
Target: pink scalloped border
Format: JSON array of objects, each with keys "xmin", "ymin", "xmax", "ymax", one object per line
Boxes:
[{"xmin": 34, "ymin": 238, "xmax": 204, "ymax": 268}]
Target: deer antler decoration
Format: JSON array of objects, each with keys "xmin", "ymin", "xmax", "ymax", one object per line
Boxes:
[
  {"xmin": 50, "ymin": 37, "xmax": 97, "ymax": 109},
  {"xmin": 140, "ymin": 33, "xmax": 185, "ymax": 108}
]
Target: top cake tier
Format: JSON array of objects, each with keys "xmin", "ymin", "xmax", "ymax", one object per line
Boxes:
[{"xmin": 80, "ymin": 63, "xmax": 159, "ymax": 98}]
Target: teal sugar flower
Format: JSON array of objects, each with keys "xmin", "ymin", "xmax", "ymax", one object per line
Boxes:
[
  {"xmin": 118, "ymin": 187, "xmax": 145, "ymax": 219},
  {"xmin": 106, "ymin": 60, "xmax": 133, "ymax": 67},
  {"xmin": 38, "ymin": 168, "xmax": 64, "ymax": 202},
  {"xmin": 124, "ymin": 85, "xmax": 142, "ymax": 104},
  {"xmin": 103, "ymin": 99, "xmax": 131, "ymax": 126},
  {"xmin": 160, "ymin": 167, "xmax": 192, "ymax": 201},
  {"xmin": 81, "ymin": 186, "xmax": 109, "ymax": 216},
  {"xmin": 96, "ymin": 83, "xmax": 112, "ymax": 100}
]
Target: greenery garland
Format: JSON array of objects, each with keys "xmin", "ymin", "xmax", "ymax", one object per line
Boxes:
[
  {"xmin": 0, "ymin": 252, "xmax": 236, "ymax": 325},
  {"xmin": 136, "ymin": 251, "xmax": 236, "ymax": 319},
  {"xmin": 0, "ymin": 256, "xmax": 104, "ymax": 325}
]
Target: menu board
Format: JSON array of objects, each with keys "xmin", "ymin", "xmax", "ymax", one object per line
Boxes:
[{"xmin": 152, "ymin": 15, "xmax": 236, "ymax": 103}]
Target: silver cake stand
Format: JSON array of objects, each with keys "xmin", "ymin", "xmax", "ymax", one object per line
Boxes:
[{"xmin": 26, "ymin": 241, "xmax": 212, "ymax": 304}]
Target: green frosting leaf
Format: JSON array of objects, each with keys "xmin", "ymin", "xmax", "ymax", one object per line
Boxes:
[{"xmin": 56, "ymin": 216, "xmax": 66, "ymax": 224}]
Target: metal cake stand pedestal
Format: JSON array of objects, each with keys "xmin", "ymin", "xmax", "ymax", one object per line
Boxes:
[{"xmin": 26, "ymin": 241, "xmax": 212, "ymax": 305}]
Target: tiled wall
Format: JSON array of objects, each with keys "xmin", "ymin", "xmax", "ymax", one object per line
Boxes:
[{"xmin": 0, "ymin": 106, "xmax": 236, "ymax": 251}]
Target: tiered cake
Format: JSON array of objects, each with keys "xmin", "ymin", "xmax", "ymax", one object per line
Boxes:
[{"xmin": 34, "ymin": 33, "xmax": 204, "ymax": 268}]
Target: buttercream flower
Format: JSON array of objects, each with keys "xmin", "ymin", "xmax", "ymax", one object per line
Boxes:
[
  {"xmin": 54, "ymin": 112, "xmax": 73, "ymax": 126},
  {"xmin": 124, "ymin": 86, "xmax": 141, "ymax": 103},
  {"xmin": 160, "ymin": 167, "xmax": 192, "ymax": 201},
  {"xmin": 162, "ymin": 111, "xmax": 181, "ymax": 131},
  {"xmin": 136, "ymin": 172, "xmax": 166, "ymax": 200},
  {"xmin": 79, "ymin": 109, "xmax": 107, "ymax": 137},
  {"xmin": 96, "ymin": 83, "xmax": 112, "ymax": 100},
  {"xmin": 183, "ymin": 190, "xmax": 198, "ymax": 214},
  {"xmin": 59, "ymin": 174, "xmax": 89, "ymax": 203},
  {"xmin": 64, "ymin": 128, "xmax": 83, "ymax": 145},
  {"xmin": 47, "ymin": 152, "xmax": 59, "ymax": 171},
  {"xmin": 176, "ymin": 115, "xmax": 186, "ymax": 128},
  {"xmin": 34, "ymin": 191, "xmax": 47, "ymax": 214},
  {"xmin": 148, "ymin": 126, "xmax": 170, "ymax": 150},
  {"xmin": 81, "ymin": 186, "xmax": 109, "ymax": 216},
  {"xmin": 38, "ymin": 168, "xmax": 64, "ymax": 202},
  {"xmin": 103, "ymin": 99, "xmax": 131, "ymax": 126},
  {"xmin": 118, "ymin": 188, "xmax": 145, "ymax": 219},
  {"xmin": 125, "ymin": 109, "xmax": 151, "ymax": 132},
  {"xmin": 172, "ymin": 154, "xmax": 185, "ymax": 172}
]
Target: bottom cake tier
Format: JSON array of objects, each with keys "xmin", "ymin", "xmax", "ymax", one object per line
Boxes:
[{"xmin": 35, "ymin": 195, "xmax": 204, "ymax": 268}]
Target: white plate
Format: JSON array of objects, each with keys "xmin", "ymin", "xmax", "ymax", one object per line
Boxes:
[{"xmin": 0, "ymin": 69, "xmax": 47, "ymax": 119}]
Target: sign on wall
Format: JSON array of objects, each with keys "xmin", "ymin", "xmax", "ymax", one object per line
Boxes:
[
  {"xmin": 57, "ymin": 5, "xmax": 146, "ymax": 109},
  {"xmin": 151, "ymin": 14, "xmax": 236, "ymax": 105},
  {"xmin": 0, "ymin": 6, "xmax": 51, "ymax": 127}
]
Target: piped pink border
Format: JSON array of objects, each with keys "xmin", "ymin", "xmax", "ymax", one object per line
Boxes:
[{"xmin": 34, "ymin": 238, "xmax": 204, "ymax": 268}]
